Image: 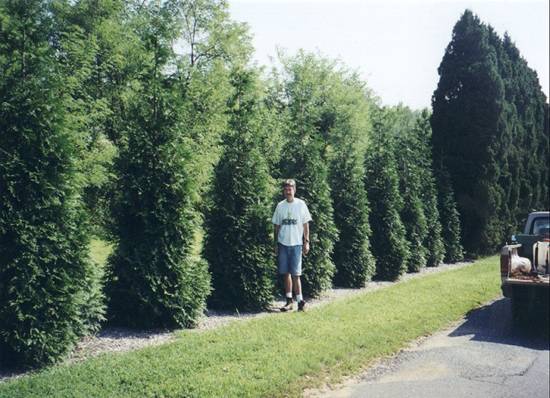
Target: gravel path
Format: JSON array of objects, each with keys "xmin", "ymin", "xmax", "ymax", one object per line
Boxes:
[{"xmin": 0, "ymin": 261, "xmax": 473, "ymax": 382}]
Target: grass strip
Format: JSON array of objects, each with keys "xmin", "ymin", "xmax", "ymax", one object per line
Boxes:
[{"xmin": 1, "ymin": 257, "xmax": 501, "ymax": 397}]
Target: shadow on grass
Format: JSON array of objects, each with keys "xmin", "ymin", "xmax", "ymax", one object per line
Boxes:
[{"xmin": 449, "ymin": 297, "xmax": 549, "ymax": 351}]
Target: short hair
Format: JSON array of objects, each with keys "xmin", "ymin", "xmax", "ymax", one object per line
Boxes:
[{"xmin": 283, "ymin": 178, "xmax": 296, "ymax": 188}]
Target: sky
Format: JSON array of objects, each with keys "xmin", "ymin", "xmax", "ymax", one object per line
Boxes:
[{"xmin": 228, "ymin": 0, "xmax": 549, "ymax": 110}]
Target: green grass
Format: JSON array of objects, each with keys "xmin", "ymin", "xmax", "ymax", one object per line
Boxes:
[{"xmin": 0, "ymin": 257, "xmax": 501, "ymax": 397}]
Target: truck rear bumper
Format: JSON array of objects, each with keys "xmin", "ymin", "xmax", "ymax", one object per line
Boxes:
[{"xmin": 501, "ymin": 277, "xmax": 550, "ymax": 298}]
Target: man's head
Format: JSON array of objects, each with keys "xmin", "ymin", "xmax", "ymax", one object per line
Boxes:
[{"xmin": 283, "ymin": 179, "xmax": 296, "ymax": 202}]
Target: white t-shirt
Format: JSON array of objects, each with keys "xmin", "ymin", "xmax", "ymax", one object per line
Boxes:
[{"xmin": 272, "ymin": 198, "xmax": 312, "ymax": 246}]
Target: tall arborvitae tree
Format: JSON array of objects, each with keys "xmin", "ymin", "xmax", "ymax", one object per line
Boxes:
[
  {"xmin": 106, "ymin": 3, "xmax": 210, "ymax": 328},
  {"xmin": 331, "ymin": 148, "xmax": 376, "ymax": 287},
  {"xmin": 328, "ymin": 73, "xmax": 375, "ymax": 287},
  {"xmin": 435, "ymin": 165, "xmax": 464, "ymax": 263},
  {"xmin": 431, "ymin": 10, "xmax": 506, "ymax": 255},
  {"xmin": 414, "ymin": 110, "xmax": 445, "ymax": 267},
  {"xmin": 364, "ymin": 111, "xmax": 409, "ymax": 280},
  {"xmin": 389, "ymin": 106, "xmax": 429, "ymax": 272},
  {"xmin": 203, "ymin": 69, "xmax": 277, "ymax": 311},
  {"xmin": 276, "ymin": 53, "xmax": 374, "ymax": 288},
  {"xmin": 0, "ymin": 0, "xmax": 103, "ymax": 367},
  {"xmin": 282, "ymin": 139, "xmax": 337, "ymax": 296},
  {"xmin": 278, "ymin": 53, "xmax": 338, "ymax": 297},
  {"xmin": 107, "ymin": 0, "xmax": 249, "ymax": 327}
]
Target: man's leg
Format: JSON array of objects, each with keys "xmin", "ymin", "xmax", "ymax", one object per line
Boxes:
[
  {"xmin": 293, "ymin": 275, "xmax": 306, "ymax": 311},
  {"xmin": 278, "ymin": 245, "xmax": 294, "ymax": 311},
  {"xmin": 290, "ymin": 245, "xmax": 306, "ymax": 311},
  {"xmin": 292, "ymin": 275, "xmax": 302, "ymax": 297},
  {"xmin": 280, "ymin": 273, "xmax": 293, "ymax": 311},
  {"xmin": 284, "ymin": 273, "xmax": 293, "ymax": 297}
]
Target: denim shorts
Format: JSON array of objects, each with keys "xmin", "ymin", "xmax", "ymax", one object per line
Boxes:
[{"xmin": 278, "ymin": 244, "xmax": 303, "ymax": 276}]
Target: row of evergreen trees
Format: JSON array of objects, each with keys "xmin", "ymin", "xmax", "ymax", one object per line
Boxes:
[
  {"xmin": 1, "ymin": 0, "xmax": 247, "ymax": 368},
  {"xmin": 1, "ymin": 2, "xmax": 542, "ymax": 370},
  {"xmin": 431, "ymin": 10, "xmax": 549, "ymax": 256},
  {"xmin": 203, "ymin": 54, "xmax": 458, "ymax": 310}
]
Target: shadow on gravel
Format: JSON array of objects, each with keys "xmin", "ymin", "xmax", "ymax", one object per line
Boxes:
[{"xmin": 449, "ymin": 297, "xmax": 549, "ymax": 350}]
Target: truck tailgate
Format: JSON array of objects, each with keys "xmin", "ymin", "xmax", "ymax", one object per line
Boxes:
[{"xmin": 503, "ymin": 275, "xmax": 550, "ymax": 286}]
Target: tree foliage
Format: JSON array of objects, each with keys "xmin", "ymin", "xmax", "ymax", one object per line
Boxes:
[
  {"xmin": 57, "ymin": 0, "xmax": 134, "ymax": 238},
  {"xmin": 105, "ymin": 3, "xmax": 211, "ymax": 328},
  {"xmin": 274, "ymin": 53, "xmax": 375, "ymax": 289},
  {"xmin": 432, "ymin": 9, "xmax": 548, "ymax": 255},
  {"xmin": 414, "ymin": 111, "xmax": 445, "ymax": 267},
  {"xmin": 383, "ymin": 106, "xmax": 429, "ymax": 272},
  {"xmin": 0, "ymin": 0, "xmax": 104, "ymax": 368},
  {"xmin": 203, "ymin": 68, "xmax": 277, "ymax": 311},
  {"xmin": 364, "ymin": 111, "xmax": 409, "ymax": 281},
  {"xmin": 435, "ymin": 166, "xmax": 464, "ymax": 263},
  {"xmin": 325, "ymin": 70, "xmax": 375, "ymax": 287},
  {"xmin": 174, "ymin": 0, "xmax": 252, "ymax": 198},
  {"xmin": 331, "ymin": 149, "xmax": 375, "ymax": 286},
  {"xmin": 275, "ymin": 53, "xmax": 338, "ymax": 296},
  {"xmin": 106, "ymin": 0, "xmax": 252, "ymax": 327}
]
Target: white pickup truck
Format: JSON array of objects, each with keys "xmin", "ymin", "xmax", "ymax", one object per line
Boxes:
[{"xmin": 500, "ymin": 211, "xmax": 549, "ymax": 319}]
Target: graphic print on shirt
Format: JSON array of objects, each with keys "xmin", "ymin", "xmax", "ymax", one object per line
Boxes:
[{"xmin": 282, "ymin": 210, "xmax": 298, "ymax": 225}]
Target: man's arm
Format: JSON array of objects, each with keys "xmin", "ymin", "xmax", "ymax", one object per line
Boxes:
[{"xmin": 303, "ymin": 222, "xmax": 310, "ymax": 255}]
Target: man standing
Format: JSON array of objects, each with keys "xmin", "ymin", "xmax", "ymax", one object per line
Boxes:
[{"xmin": 272, "ymin": 179, "xmax": 311, "ymax": 312}]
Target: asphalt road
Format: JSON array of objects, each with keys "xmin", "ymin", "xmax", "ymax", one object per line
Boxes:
[{"xmin": 317, "ymin": 297, "xmax": 549, "ymax": 398}]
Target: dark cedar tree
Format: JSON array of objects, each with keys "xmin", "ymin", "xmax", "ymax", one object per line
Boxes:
[
  {"xmin": 431, "ymin": 10, "xmax": 506, "ymax": 255},
  {"xmin": 432, "ymin": 10, "xmax": 548, "ymax": 255}
]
